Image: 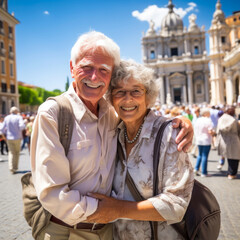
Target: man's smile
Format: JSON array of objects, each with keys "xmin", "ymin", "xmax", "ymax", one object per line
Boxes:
[{"xmin": 82, "ymin": 79, "xmax": 105, "ymax": 89}]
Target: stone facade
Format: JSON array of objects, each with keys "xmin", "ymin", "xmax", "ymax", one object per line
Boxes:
[
  {"xmin": 142, "ymin": 0, "xmax": 209, "ymax": 105},
  {"xmin": 209, "ymin": 0, "xmax": 240, "ymax": 105},
  {"xmin": 0, "ymin": 0, "xmax": 20, "ymax": 114}
]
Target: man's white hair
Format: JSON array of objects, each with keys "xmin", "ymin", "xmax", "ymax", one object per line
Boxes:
[
  {"xmin": 71, "ymin": 31, "xmax": 120, "ymax": 67},
  {"xmin": 10, "ymin": 106, "xmax": 19, "ymax": 114}
]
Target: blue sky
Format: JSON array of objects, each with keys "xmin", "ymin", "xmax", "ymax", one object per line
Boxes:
[{"xmin": 8, "ymin": 0, "xmax": 240, "ymax": 91}]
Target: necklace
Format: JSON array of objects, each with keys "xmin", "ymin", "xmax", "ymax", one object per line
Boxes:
[{"xmin": 124, "ymin": 124, "xmax": 143, "ymax": 144}]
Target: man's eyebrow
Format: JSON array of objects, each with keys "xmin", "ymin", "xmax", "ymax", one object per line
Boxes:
[
  {"xmin": 78, "ymin": 60, "xmax": 93, "ymax": 67},
  {"xmin": 101, "ymin": 64, "xmax": 112, "ymax": 71}
]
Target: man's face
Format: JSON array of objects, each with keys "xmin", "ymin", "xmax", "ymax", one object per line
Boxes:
[{"xmin": 70, "ymin": 48, "xmax": 114, "ymax": 109}]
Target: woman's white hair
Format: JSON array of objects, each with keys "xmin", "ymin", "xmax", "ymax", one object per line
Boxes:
[
  {"xmin": 71, "ymin": 31, "xmax": 120, "ymax": 67},
  {"xmin": 106, "ymin": 59, "xmax": 160, "ymax": 108}
]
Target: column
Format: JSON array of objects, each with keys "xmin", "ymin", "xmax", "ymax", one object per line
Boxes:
[
  {"xmin": 158, "ymin": 40, "xmax": 163, "ymax": 58},
  {"xmin": 142, "ymin": 43, "xmax": 148, "ymax": 61},
  {"xmin": 210, "ymin": 78, "xmax": 216, "ymax": 105},
  {"xmin": 187, "ymin": 71, "xmax": 193, "ymax": 104},
  {"xmin": 217, "ymin": 60, "xmax": 225, "ymax": 104},
  {"xmin": 158, "ymin": 75, "xmax": 165, "ymax": 105},
  {"xmin": 226, "ymin": 71, "xmax": 233, "ymax": 105},
  {"xmin": 165, "ymin": 75, "xmax": 171, "ymax": 104},
  {"xmin": 183, "ymin": 84, "xmax": 187, "ymax": 104},
  {"xmin": 204, "ymin": 71, "xmax": 210, "ymax": 103},
  {"xmin": 184, "ymin": 37, "xmax": 189, "ymax": 53}
]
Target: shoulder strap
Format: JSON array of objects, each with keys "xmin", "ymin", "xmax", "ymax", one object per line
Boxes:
[
  {"xmin": 117, "ymin": 140, "xmax": 144, "ymax": 201},
  {"xmin": 47, "ymin": 95, "xmax": 74, "ymax": 155},
  {"xmin": 153, "ymin": 120, "xmax": 172, "ymax": 195}
]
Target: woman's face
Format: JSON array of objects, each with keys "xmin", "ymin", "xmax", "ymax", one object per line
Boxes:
[{"xmin": 112, "ymin": 78, "xmax": 148, "ymax": 125}]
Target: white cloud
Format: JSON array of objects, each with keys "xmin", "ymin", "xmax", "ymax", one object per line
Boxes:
[
  {"xmin": 132, "ymin": 2, "xmax": 197, "ymax": 29},
  {"xmin": 43, "ymin": 11, "xmax": 50, "ymax": 15}
]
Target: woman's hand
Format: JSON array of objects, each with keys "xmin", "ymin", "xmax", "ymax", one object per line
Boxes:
[
  {"xmin": 172, "ymin": 117, "xmax": 193, "ymax": 152},
  {"xmin": 86, "ymin": 193, "xmax": 122, "ymax": 224},
  {"xmin": 87, "ymin": 193, "xmax": 165, "ymax": 223}
]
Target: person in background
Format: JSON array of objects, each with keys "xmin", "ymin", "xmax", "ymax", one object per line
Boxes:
[
  {"xmin": 26, "ymin": 116, "xmax": 35, "ymax": 152},
  {"xmin": 0, "ymin": 107, "xmax": 25, "ymax": 174},
  {"xmin": 190, "ymin": 106, "xmax": 200, "ymax": 158},
  {"xmin": 210, "ymin": 105, "xmax": 219, "ymax": 149},
  {"xmin": 164, "ymin": 108, "xmax": 171, "ymax": 118},
  {"xmin": 216, "ymin": 106, "xmax": 240, "ymax": 179},
  {"xmin": 184, "ymin": 106, "xmax": 193, "ymax": 122},
  {"xmin": 216, "ymin": 109, "xmax": 225, "ymax": 170},
  {"xmin": 170, "ymin": 106, "xmax": 181, "ymax": 118},
  {"xmin": 194, "ymin": 108, "xmax": 214, "ymax": 177},
  {"xmin": 0, "ymin": 116, "xmax": 8, "ymax": 156},
  {"xmin": 21, "ymin": 118, "xmax": 29, "ymax": 151},
  {"xmin": 154, "ymin": 105, "xmax": 162, "ymax": 116}
]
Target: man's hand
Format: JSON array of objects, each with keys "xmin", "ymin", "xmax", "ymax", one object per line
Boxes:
[
  {"xmin": 172, "ymin": 116, "xmax": 193, "ymax": 152},
  {"xmin": 87, "ymin": 193, "xmax": 121, "ymax": 224}
]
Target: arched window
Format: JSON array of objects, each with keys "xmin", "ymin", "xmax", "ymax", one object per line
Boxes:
[
  {"xmin": 169, "ymin": 40, "xmax": 178, "ymax": 57},
  {"xmin": 194, "ymin": 46, "xmax": 199, "ymax": 55},
  {"xmin": 150, "ymin": 50, "xmax": 155, "ymax": 59}
]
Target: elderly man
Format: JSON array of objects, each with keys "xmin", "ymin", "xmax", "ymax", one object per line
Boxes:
[
  {"xmin": 1, "ymin": 106, "xmax": 25, "ymax": 173},
  {"xmin": 31, "ymin": 31, "xmax": 193, "ymax": 240}
]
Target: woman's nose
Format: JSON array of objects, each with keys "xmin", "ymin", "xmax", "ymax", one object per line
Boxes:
[{"xmin": 123, "ymin": 91, "xmax": 133, "ymax": 100}]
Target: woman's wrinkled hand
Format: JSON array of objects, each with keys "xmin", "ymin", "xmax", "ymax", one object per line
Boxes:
[{"xmin": 86, "ymin": 193, "xmax": 122, "ymax": 224}]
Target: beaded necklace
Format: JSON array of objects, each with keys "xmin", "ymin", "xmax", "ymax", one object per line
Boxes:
[{"xmin": 124, "ymin": 124, "xmax": 143, "ymax": 144}]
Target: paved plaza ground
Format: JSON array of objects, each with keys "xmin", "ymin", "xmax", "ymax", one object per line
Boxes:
[{"xmin": 0, "ymin": 147, "xmax": 239, "ymax": 240}]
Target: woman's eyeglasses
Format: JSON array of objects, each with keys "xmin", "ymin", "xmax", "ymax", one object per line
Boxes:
[{"xmin": 112, "ymin": 88, "xmax": 146, "ymax": 98}]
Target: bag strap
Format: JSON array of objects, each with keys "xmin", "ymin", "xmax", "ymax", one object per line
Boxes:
[
  {"xmin": 47, "ymin": 95, "xmax": 74, "ymax": 155},
  {"xmin": 117, "ymin": 141, "xmax": 145, "ymax": 202},
  {"xmin": 117, "ymin": 119, "xmax": 172, "ymax": 240},
  {"xmin": 153, "ymin": 120, "xmax": 172, "ymax": 195}
]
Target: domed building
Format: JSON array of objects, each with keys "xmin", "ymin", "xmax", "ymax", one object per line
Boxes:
[{"xmin": 142, "ymin": 0, "xmax": 209, "ymax": 105}]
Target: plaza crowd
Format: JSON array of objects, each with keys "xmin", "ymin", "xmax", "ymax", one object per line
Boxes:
[
  {"xmin": 0, "ymin": 109, "xmax": 36, "ymax": 171},
  {"xmin": 153, "ymin": 102, "xmax": 240, "ymax": 179},
  {"xmin": 1, "ymin": 101, "xmax": 240, "ymax": 180}
]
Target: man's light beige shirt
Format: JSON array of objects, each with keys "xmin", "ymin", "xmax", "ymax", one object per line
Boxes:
[{"xmin": 31, "ymin": 84, "xmax": 119, "ymax": 225}]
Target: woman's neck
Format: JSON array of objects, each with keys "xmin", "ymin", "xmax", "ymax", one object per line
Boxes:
[{"xmin": 125, "ymin": 118, "xmax": 144, "ymax": 139}]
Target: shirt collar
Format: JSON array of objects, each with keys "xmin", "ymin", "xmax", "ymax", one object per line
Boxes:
[{"xmin": 66, "ymin": 83, "xmax": 111, "ymax": 122}]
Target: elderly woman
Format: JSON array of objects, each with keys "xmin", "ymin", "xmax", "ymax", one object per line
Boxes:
[
  {"xmin": 216, "ymin": 107, "xmax": 240, "ymax": 179},
  {"xmin": 87, "ymin": 60, "xmax": 194, "ymax": 239}
]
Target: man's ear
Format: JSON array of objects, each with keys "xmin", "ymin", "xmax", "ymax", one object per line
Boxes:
[{"xmin": 70, "ymin": 61, "xmax": 74, "ymax": 78}]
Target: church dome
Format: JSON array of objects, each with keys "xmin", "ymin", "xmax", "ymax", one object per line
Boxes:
[{"xmin": 161, "ymin": 0, "xmax": 183, "ymax": 34}]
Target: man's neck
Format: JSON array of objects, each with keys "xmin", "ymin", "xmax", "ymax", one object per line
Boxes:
[{"xmin": 82, "ymin": 99, "xmax": 99, "ymax": 117}]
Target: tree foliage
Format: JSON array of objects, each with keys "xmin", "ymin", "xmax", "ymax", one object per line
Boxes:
[
  {"xmin": 19, "ymin": 86, "xmax": 63, "ymax": 106},
  {"xmin": 65, "ymin": 76, "xmax": 70, "ymax": 91}
]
